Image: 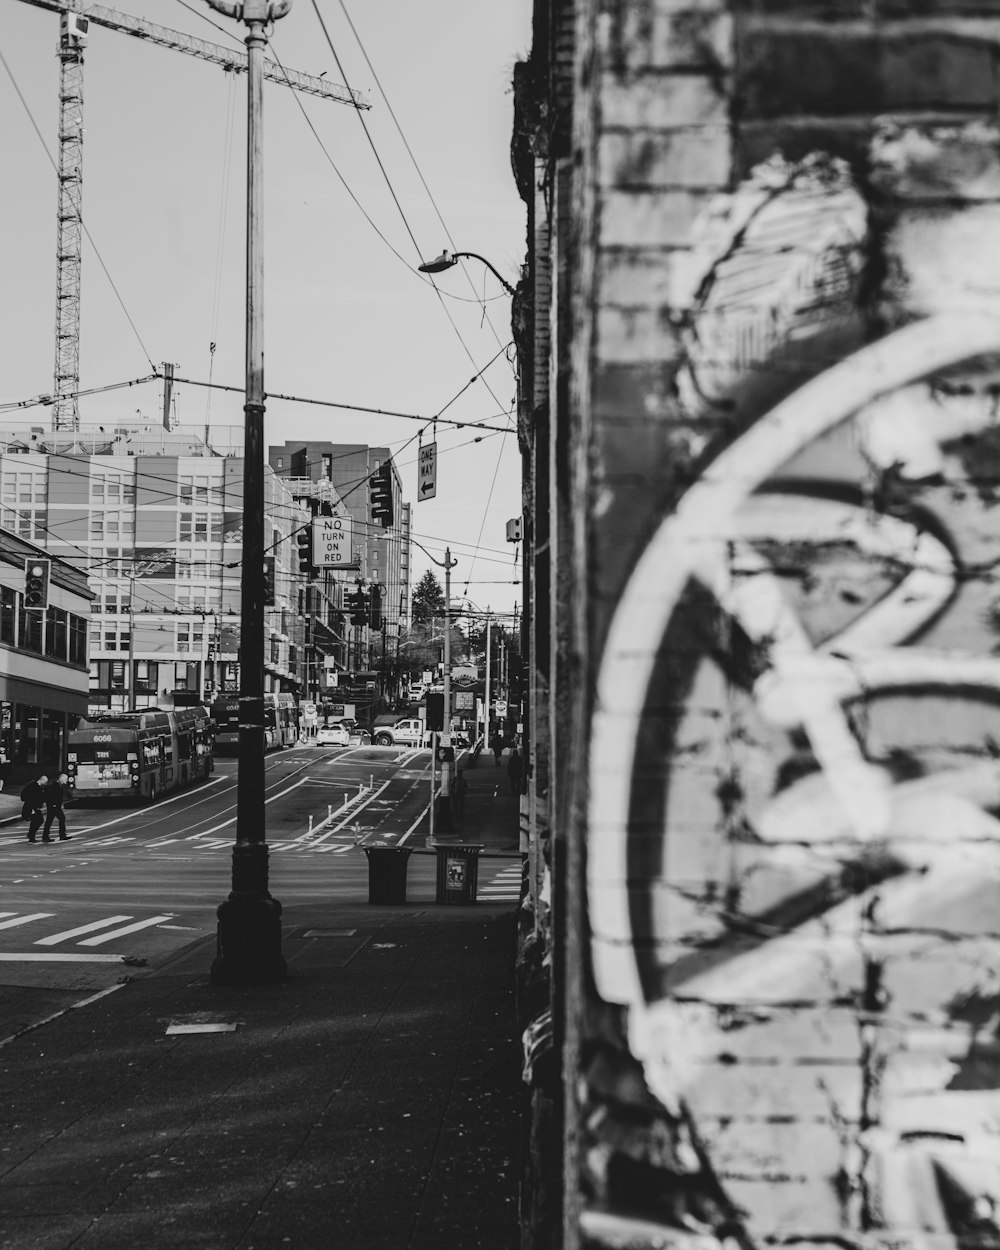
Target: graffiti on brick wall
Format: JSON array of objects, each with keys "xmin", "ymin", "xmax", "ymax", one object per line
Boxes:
[{"xmin": 588, "ymin": 149, "xmax": 1000, "ymax": 1238}]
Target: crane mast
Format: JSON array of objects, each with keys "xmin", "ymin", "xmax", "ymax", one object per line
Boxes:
[
  {"xmin": 54, "ymin": 16, "xmax": 84, "ymax": 429},
  {"xmin": 16, "ymin": 0, "xmax": 368, "ymax": 430}
]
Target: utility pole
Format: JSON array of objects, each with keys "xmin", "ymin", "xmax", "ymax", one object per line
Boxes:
[
  {"xmin": 437, "ymin": 547, "xmax": 458, "ymax": 834},
  {"xmin": 209, "ymin": 0, "xmax": 289, "ymax": 985},
  {"xmin": 484, "ymin": 610, "xmax": 492, "ymax": 748}
]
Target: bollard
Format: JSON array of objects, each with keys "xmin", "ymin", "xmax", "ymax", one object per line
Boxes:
[
  {"xmin": 308, "ymin": 814, "xmax": 313, "ymax": 833},
  {"xmin": 343, "ymin": 794, "xmax": 348, "ymax": 808},
  {"xmin": 328, "ymin": 804, "xmax": 332, "ymax": 819}
]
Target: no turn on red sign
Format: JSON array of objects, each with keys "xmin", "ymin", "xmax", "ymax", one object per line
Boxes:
[{"xmin": 314, "ymin": 514, "xmax": 354, "ymax": 568}]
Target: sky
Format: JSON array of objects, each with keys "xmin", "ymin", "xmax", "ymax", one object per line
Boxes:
[{"xmin": 0, "ymin": 0, "xmax": 531, "ymax": 621}]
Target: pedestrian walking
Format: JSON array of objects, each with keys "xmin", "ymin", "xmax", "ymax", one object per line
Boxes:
[
  {"xmin": 43, "ymin": 773, "xmax": 70, "ymax": 842},
  {"xmin": 452, "ymin": 768, "xmax": 467, "ymax": 822},
  {"xmin": 506, "ymin": 746, "xmax": 523, "ymax": 795},
  {"xmin": 490, "ymin": 731, "xmax": 504, "ymax": 767},
  {"xmin": 20, "ymin": 773, "xmax": 49, "ymax": 843}
]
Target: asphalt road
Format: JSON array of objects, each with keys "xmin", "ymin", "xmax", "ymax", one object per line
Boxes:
[{"xmin": 0, "ymin": 741, "xmax": 517, "ymax": 1032}]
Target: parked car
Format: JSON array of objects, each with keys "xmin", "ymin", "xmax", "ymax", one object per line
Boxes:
[{"xmin": 316, "ymin": 720, "xmax": 371, "ymax": 747}]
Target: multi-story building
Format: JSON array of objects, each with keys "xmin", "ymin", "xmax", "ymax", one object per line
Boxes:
[
  {"xmin": 0, "ymin": 529, "xmax": 91, "ymax": 784},
  {"xmin": 268, "ymin": 441, "xmax": 408, "ymax": 692},
  {"xmin": 0, "ymin": 423, "xmax": 336, "ymax": 712}
]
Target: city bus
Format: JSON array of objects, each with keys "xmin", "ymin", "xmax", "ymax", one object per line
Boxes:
[
  {"xmin": 210, "ymin": 692, "xmax": 299, "ymax": 754},
  {"xmin": 66, "ymin": 706, "xmax": 215, "ymax": 801}
]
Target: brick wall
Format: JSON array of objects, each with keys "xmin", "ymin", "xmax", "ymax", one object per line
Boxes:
[{"xmin": 529, "ymin": 1, "xmax": 1000, "ymax": 1246}]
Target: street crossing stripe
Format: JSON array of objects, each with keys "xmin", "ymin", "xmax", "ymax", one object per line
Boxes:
[
  {"xmin": 0, "ymin": 913, "xmax": 54, "ymax": 929},
  {"xmin": 0, "ymin": 953, "xmax": 123, "ymax": 963},
  {"xmin": 78, "ymin": 914, "xmax": 174, "ymax": 945},
  {"xmin": 35, "ymin": 916, "xmax": 133, "ymax": 946}
]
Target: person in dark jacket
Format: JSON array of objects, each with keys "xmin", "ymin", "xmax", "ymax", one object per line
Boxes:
[
  {"xmin": 43, "ymin": 773, "xmax": 70, "ymax": 842},
  {"xmin": 490, "ymin": 732, "xmax": 504, "ymax": 767},
  {"xmin": 20, "ymin": 774, "xmax": 49, "ymax": 843},
  {"xmin": 506, "ymin": 746, "xmax": 523, "ymax": 796}
]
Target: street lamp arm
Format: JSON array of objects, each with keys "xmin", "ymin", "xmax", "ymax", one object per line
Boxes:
[{"xmin": 418, "ymin": 250, "xmax": 516, "ymax": 296}]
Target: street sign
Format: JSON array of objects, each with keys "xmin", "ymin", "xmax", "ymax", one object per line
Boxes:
[
  {"xmin": 313, "ymin": 514, "xmax": 355, "ymax": 567},
  {"xmin": 418, "ymin": 441, "xmax": 437, "ymax": 501},
  {"xmin": 495, "ymin": 699, "xmax": 508, "ymax": 716}
]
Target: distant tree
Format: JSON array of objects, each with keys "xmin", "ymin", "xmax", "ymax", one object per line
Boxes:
[{"xmin": 411, "ymin": 570, "xmax": 445, "ymax": 624}]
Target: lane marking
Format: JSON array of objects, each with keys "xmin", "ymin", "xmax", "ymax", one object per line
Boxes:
[
  {"xmin": 35, "ymin": 916, "xmax": 133, "ymax": 946},
  {"xmin": 78, "ymin": 914, "xmax": 175, "ymax": 945},
  {"xmin": 186, "ymin": 777, "xmax": 311, "ymax": 840},
  {"xmin": 0, "ymin": 913, "xmax": 54, "ymax": 930},
  {"xmin": 0, "ymin": 952, "xmax": 122, "ymax": 963}
]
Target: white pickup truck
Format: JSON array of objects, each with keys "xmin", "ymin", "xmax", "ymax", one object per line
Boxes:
[{"xmin": 372, "ymin": 718, "xmax": 427, "ymax": 748}]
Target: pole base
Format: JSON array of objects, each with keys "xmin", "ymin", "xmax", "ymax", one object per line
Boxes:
[
  {"xmin": 436, "ymin": 794, "xmax": 456, "ymax": 837},
  {"xmin": 211, "ymin": 893, "xmax": 286, "ymax": 985}
]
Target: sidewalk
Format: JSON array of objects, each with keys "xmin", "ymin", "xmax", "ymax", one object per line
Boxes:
[{"xmin": 0, "ymin": 748, "xmax": 525, "ymax": 1250}]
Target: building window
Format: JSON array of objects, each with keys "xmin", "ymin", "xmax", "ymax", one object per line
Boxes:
[
  {"xmin": 91, "ymin": 470, "xmax": 134, "ymax": 505},
  {"xmin": 89, "ymin": 512, "xmax": 133, "ymax": 541},
  {"xmin": 1, "ymin": 466, "xmax": 47, "ymax": 540},
  {"xmin": 44, "ymin": 607, "xmax": 67, "ymax": 660},
  {"xmin": 179, "ymin": 475, "xmax": 214, "ymax": 505},
  {"xmin": 19, "ymin": 606, "xmax": 43, "ymax": 655},
  {"xmin": 177, "ymin": 622, "xmax": 204, "ymax": 654},
  {"xmin": 91, "ymin": 623, "xmax": 129, "ymax": 653},
  {"xmin": 179, "ymin": 512, "xmax": 221, "ymax": 544},
  {"xmin": 0, "ymin": 587, "xmax": 16, "ymax": 645},
  {"xmin": 69, "ymin": 614, "xmax": 86, "ymax": 666}
]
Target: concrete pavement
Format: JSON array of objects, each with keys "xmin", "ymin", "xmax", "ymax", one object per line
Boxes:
[{"xmin": 0, "ymin": 747, "xmax": 524, "ymax": 1249}]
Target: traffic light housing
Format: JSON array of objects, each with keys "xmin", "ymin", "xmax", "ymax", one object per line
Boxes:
[
  {"xmin": 426, "ymin": 691, "xmax": 444, "ymax": 732},
  {"xmin": 370, "ymin": 461, "xmax": 394, "ymax": 529},
  {"xmin": 263, "ymin": 556, "xmax": 275, "ymax": 606},
  {"xmin": 296, "ymin": 525, "xmax": 314, "ymax": 576},
  {"xmin": 348, "ymin": 585, "xmax": 368, "ymax": 626},
  {"xmin": 369, "ymin": 584, "xmax": 382, "ymax": 630},
  {"xmin": 23, "ymin": 557, "xmax": 50, "ymax": 611}
]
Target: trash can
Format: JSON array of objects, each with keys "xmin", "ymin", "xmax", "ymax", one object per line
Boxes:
[
  {"xmin": 362, "ymin": 842, "xmax": 413, "ymax": 905},
  {"xmin": 434, "ymin": 843, "xmax": 483, "ymax": 905}
]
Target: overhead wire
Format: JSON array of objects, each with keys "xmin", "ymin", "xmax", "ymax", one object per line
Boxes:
[
  {"xmin": 302, "ymin": 0, "xmax": 515, "ymax": 418},
  {"xmin": 334, "ymin": 0, "xmax": 510, "ymax": 351}
]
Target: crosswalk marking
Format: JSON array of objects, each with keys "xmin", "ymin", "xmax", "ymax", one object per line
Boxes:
[
  {"xmin": 0, "ymin": 912, "xmax": 54, "ymax": 930},
  {"xmin": 35, "ymin": 916, "xmax": 133, "ymax": 946},
  {"xmin": 79, "ymin": 914, "xmax": 174, "ymax": 945}
]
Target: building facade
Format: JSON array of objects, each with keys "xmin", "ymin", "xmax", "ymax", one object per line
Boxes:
[
  {"xmin": 515, "ymin": 2, "xmax": 1000, "ymax": 1247},
  {"xmin": 0, "ymin": 529, "xmax": 91, "ymax": 784},
  {"xmin": 0, "ymin": 424, "xmax": 324, "ymax": 712},
  {"xmin": 269, "ymin": 441, "xmax": 408, "ymax": 697}
]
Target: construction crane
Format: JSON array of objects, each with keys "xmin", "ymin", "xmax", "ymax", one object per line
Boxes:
[{"xmin": 16, "ymin": 0, "xmax": 369, "ymax": 430}]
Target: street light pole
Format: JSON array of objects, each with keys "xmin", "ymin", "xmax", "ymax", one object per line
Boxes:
[
  {"xmin": 208, "ymin": 0, "xmax": 289, "ymax": 985},
  {"xmin": 437, "ymin": 546, "xmax": 457, "ymax": 835}
]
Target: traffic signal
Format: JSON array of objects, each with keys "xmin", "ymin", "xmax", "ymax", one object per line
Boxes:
[
  {"xmin": 369, "ymin": 461, "xmax": 394, "ymax": 529},
  {"xmin": 348, "ymin": 585, "xmax": 368, "ymax": 626},
  {"xmin": 295, "ymin": 525, "xmax": 314, "ymax": 576},
  {"xmin": 23, "ymin": 557, "xmax": 50, "ymax": 611},
  {"xmin": 263, "ymin": 556, "xmax": 275, "ymax": 606},
  {"xmin": 369, "ymin": 584, "xmax": 382, "ymax": 630},
  {"xmin": 426, "ymin": 692, "xmax": 444, "ymax": 732}
]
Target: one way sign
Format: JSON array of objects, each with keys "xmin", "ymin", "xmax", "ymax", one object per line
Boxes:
[{"xmin": 418, "ymin": 441, "xmax": 437, "ymax": 501}]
